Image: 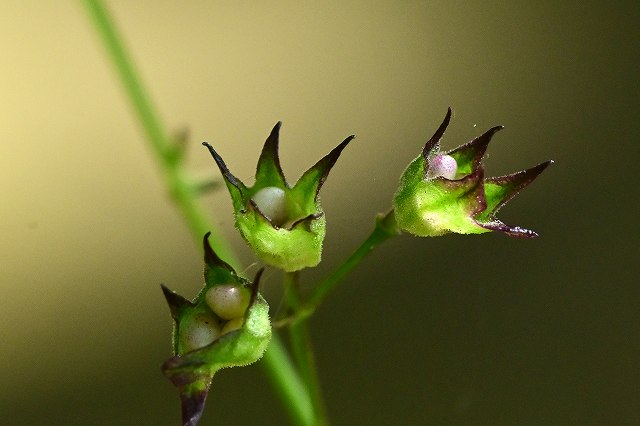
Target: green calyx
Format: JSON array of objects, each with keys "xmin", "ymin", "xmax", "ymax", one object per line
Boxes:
[
  {"xmin": 161, "ymin": 233, "xmax": 271, "ymax": 426},
  {"xmin": 203, "ymin": 122, "xmax": 354, "ymax": 271},
  {"xmin": 393, "ymin": 108, "xmax": 552, "ymax": 238}
]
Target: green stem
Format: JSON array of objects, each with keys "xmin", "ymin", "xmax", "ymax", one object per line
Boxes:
[
  {"xmin": 304, "ymin": 210, "xmax": 399, "ymax": 315},
  {"xmin": 285, "ymin": 273, "xmax": 328, "ymax": 425},
  {"xmin": 80, "ymin": 0, "xmax": 232, "ymax": 258},
  {"xmin": 80, "ymin": 1, "xmax": 313, "ymax": 424},
  {"xmin": 259, "ymin": 336, "xmax": 315, "ymax": 426}
]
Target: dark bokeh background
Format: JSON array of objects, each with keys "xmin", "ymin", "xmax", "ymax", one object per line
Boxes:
[{"xmin": 1, "ymin": 1, "xmax": 638, "ymax": 424}]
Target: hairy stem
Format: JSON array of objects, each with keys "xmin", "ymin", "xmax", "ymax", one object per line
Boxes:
[{"xmin": 80, "ymin": 1, "xmax": 313, "ymax": 424}]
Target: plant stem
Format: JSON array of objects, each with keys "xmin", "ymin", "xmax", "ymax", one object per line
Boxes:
[
  {"xmin": 285, "ymin": 273, "xmax": 328, "ymax": 425},
  {"xmin": 304, "ymin": 210, "xmax": 399, "ymax": 315},
  {"xmin": 80, "ymin": 0, "xmax": 233, "ymax": 258},
  {"xmin": 259, "ymin": 335, "xmax": 315, "ymax": 426},
  {"xmin": 80, "ymin": 1, "xmax": 313, "ymax": 424}
]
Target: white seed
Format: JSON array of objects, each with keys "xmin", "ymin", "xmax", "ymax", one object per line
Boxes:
[
  {"xmin": 179, "ymin": 314, "xmax": 221, "ymax": 352},
  {"xmin": 252, "ymin": 186, "xmax": 288, "ymax": 226},
  {"xmin": 221, "ymin": 317, "xmax": 245, "ymax": 335},
  {"xmin": 205, "ymin": 284, "xmax": 251, "ymax": 320},
  {"xmin": 428, "ymin": 154, "xmax": 458, "ymax": 180}
]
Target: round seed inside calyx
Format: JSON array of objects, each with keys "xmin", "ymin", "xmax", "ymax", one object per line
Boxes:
[
  {"xmin": 179, "ymin": 314, "xmax": 221, "ymax": 353},
  {"xmin": 428, "ymin": 154, "xmax": 458, "ymax": 180},
  {"xmin": 205, "ymin": 284, "xmax": 251, "ymax": 320},
  {"xmin": 252, "ymin": 186, "xmax": 288, "ymax": 226}
]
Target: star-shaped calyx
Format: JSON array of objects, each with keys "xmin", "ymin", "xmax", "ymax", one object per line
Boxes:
[
  {"xmin": 161, "ymin": 233, "xmax": 271, "ymax": 426},
  {"xmin": 393, "ymin": 108, "xmax": 552, "ymax": 238},
  {"xmin": 203, "ymin": 122, "xmax": 354, "ymax": 271}
]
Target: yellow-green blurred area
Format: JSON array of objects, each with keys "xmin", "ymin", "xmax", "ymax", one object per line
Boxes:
[{"xmin": 1, "ymin": 0, "xmax": 638, "ymax": 424}]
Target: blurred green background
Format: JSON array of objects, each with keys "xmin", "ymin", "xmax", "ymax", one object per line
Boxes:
[{"xmin": 1, "ymin": 1, "xmax": 638, "ymax": 424}]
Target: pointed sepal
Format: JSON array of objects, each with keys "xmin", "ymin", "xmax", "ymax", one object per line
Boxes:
[
  {"xmin": 421, "ymin": 107, "xmax": 451, "ymax": 162},
  {"xmin": 203, "ymin": 123, "xmax": 353, "ymax": 271},
  {"xmin": 294, "ymin": 134, "xmax": 355, "ymax": 200},
  {"xmin": 162, "ymin": 242, "xmax": 272, "ymax": 425},
  {"xmin": 202, "ymin": 232, "xmax": 236, "ymax": 288},
  {"xmin": 255, "ymin": 122, "xmax": 288, "ymax": 188},
  {"xmin": 201, "ymin": 142, "xmax": 247, "ymax": 213},
  {"xmin": 162, "ymin": 284, "xmax": 195, "ymax": 321},
  {"xmin": 480, "ymin": 160, "xmax": 553, "ymax": 218},
  {"xmin": 393, "ymin": 108, "xmax": 551, "ymax": 238},
  {"xmin": 446, "ymin": 126, "xmax": 502, "ymax": 176},
  {"xmin": 179, "ymin": 380, "xmax": 209, "ymax": 426}
]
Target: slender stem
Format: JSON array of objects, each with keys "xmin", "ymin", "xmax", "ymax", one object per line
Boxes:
[
  {"xmin": 260, "ymin": 336, "xmax": 315, "ymax": 426},
  {"xmin": 285, "ymin": 273, "xmax": 328, "ymax": 425},
  {"xmin": 305, "ymin": 210, "xmax": 399, "ymax": 314},
  {"xmin": 80, "ymin": 0, "xmax": 233, "ymax": 259},
  {"xmin": 80, "ymin": 1, "xmax": 313, "ymax": 424}
]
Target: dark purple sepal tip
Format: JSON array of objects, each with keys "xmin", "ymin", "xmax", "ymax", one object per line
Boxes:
[
  {"xmin": 299, "ymin": 135, "xmax": 356, "ymax": 199},
  {"xmin": 477, "ymin": 220, "xmax": 539, "ymax": 238},
  {"xmin": 249, "ymin": 268, "xmax": 264, "ymax": 308},
  {"xmin": 256, "ymin": 121, "xmax": 288, "ymax": 186},
  {"xmin": 180, "ymin": 384, "xmax": 210, "ymax": 426},
  {"xmin": 202, "ymin": 141, "xmax": 246, "ymax": 194},
  {"xmin": 202, "ymin": 232, "xmax": 234, "ymax": 272},
  {"xmin": 161, "ymin": 285, "xmax": 194, "ymax": 321},
  {"xmin": 421, "ymin": 107, "xmax": 452, "ymax": 161},
  {"xmin": 446, "ymin": 125, "xmax": 503, "ymax": 172},
  {"xmin": 485, "ymin": 160, "xmax": 553, "ymax": 214}
]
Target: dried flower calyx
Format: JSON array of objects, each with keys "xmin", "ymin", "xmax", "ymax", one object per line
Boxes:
[
  {"xmin": 161, "ymin": 233, "xmax": 271, "ymax": 426},
  {"xmin": 203, "ymin": 122, "xmax": 354, "ymax": 271},
  {"xmin": 393, "ymin": 108, "xmax": 552, "ymax": 238}
]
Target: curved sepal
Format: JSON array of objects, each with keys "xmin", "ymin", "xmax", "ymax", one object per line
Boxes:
[
  {"xmin": 162, "ymin": 242, "xmax": 272, "ymax": 425},
  {"xmin": 294, "ymin": 134, "xmax": 355, "ymax": 200},
  {"xmin": 162, "ymin": 276, "xmax": 270, "ymax": 426},
  {"xmin": 421, "ymin": 107, "xmax": 451, "ymax": 163},
  {"xmin": 161, "ymin": 284, "xmax": 195, "ymax": 321},
  {"xmin": 255, "ymin": 122, "xmax": 288, "ymax": 188},
  {"xmin": 446, "ymin": 126, "xmax": 502, "ymax": 176},
  {"xmin": 480, "ymin": 160, "xmax": 553, "ymax": 217},
  {"xmin": 201, "ymin": 142, "xmax": 247, "ymax": 212},
  {"xmin": 202, "ymin": 232, "xmax": 237, "ymax": 288},
  {"xmin": 203, "ymin": 123, "xmax": 353, "ymax": 271},
  {"xmin": 393, "ymin": 108, "xmax": 552, "ymax": 238}
]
